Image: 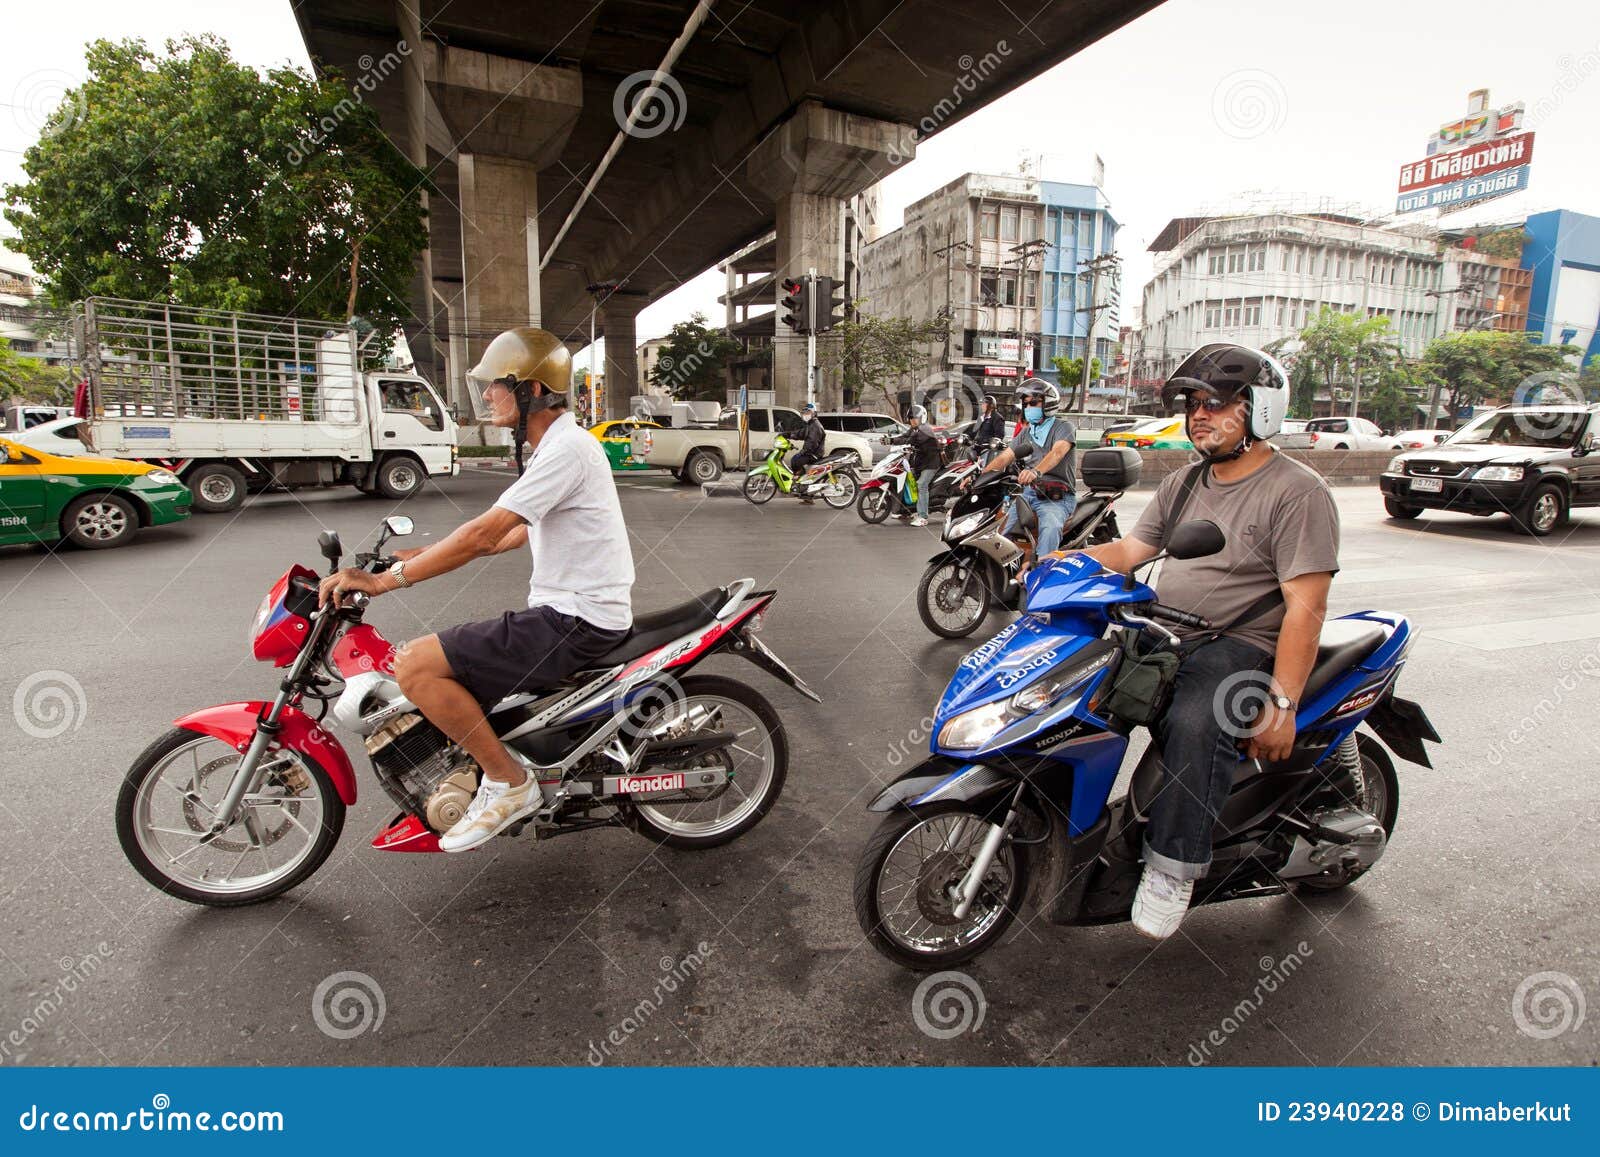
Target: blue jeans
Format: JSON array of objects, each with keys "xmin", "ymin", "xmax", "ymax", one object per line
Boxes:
[
  {"xmin": 1142, "ymin": 634, "xmax": 1275, "ymax": 880},
  {"xmin": 1002, "ymin": 487, "xmax": 1077, "ymax": 555},
  {"xmin": 915, "ymin": 468, "xmax": 937, "ymax": 517}
]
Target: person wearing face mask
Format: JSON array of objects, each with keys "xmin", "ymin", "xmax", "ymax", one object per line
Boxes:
[{"xmin": 972, "ymin": 381, "xmax": 1077, "ymax": 555}]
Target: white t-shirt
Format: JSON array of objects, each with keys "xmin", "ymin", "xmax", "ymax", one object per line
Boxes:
[{"xmin": 493, "ymin": 411, "xmax": 635, "ymax": 630}]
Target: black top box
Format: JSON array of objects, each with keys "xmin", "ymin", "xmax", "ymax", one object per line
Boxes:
[{"xmin": 1079, "ymin": 446, "xmax": 1143, "ymax": 491}]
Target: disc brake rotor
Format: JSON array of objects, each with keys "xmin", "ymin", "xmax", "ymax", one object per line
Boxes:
[
  {"xmin": 179, "ymin": 756, "xmax": 302, "ymax": 852},
  {"xmin": 934, "ymin": 572, "xmax": 972, "ymax": 614},
  {"xmin": 915, "ymin": 850, "xmax": 973, "ymax": 926}
]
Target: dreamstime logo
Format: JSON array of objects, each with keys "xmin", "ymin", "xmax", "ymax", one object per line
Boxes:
[
  {"xmin": 1509, "ymin": 371, "xmax": 1588, "ymax": 442},
  {"xmin": 588, "ymin": 943, "xmax": 715, "ymax": 1064},
  {"xmin": 11, "ymin": 70, "xmax": 87, "ymax": 140},
  {"xmin": 911, "ymin": 971, "xmax": 986, "ymax": 1039},
  {"xmin": 1511, "ymin": 971, "xmax": 1586, "ymax": 1040},
  {"xmin": 620, "ymin": 672, "xmax": 692, "ymax": 744},
  {"xmin": 1211, "ymin": 69, "xmax": 1287, "ymax": 140},
  {"xmin": 1, "ymin": 943, "xmax": 115, "ymax": 1062},
  {"xmin": 613, "ymin": 70, "xmax": 687, "ymax": 139},
  {"xmin": 887, "ymin": 42, "xmax": 1012, "ymax": 165},
  {"xmin": 1527, "ymin": 41, "xmax": 1600, "ymax": 128},
  {"xmin": 1211, "ymin": 669, "xmax": 1277, "ymax": 740},
  {"xmin": 286, "ymin": 41, "xmax": 412, "ymax": 165},
  {"xmin": 1187, "ymin": 943, "xmax": 1313, "ymax": 1064},
  {"xmin": 311, "ymin": 971, "xmax": 386, "ymax": 1040},
  {"xmin": 911, "ymin": 369, "xmax": 984, "ymax": 429},
  {"xmin": 12, "ymin": 670, "xmax": 87, "ymax": 739}
]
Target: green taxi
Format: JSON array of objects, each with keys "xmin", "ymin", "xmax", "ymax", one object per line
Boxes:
[
  {"xmin": 0, "ymin": 436, "xmax": 192, "ymax": 550},
  {"xmin": 589, "ymin": 419, "xmax": 659, "ymax": 471}
]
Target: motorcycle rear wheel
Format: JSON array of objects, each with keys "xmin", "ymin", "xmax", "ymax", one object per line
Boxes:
[
  {"xmin": 116, "ymin": 727, "xmax": 345, "ymax": 907},
  {"xmin": 742, "ymin": 472, "xmax": 778, "ymax": 504},
  {"xmin": 917, "ymin": 556, "xmax": 995, "ymax": 638},
  {"xmin": 1296, "ymin": 738, "xmax": 1399, "ymax": 893},
  {"xmin": 820, "ymin": 472, "xmax": 859, "ymax": 509},
  {"xmin": 854, "ymin": 801, "xmax": 1025, "ymax": 970},
  {"xmin": 857, "ymin": 487, "xmax": 891, "ymax": 524}
]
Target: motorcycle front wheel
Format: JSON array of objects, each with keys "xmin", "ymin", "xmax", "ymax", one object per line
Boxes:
[
  {"xmin": 820, "ymin": 472, "xmax": 859, "ymax": 509},
  {"xmin": 854, "ymin": 801, "xmax": 1026, "ymax": 970},
  {"xmin": 917, "ymin": 555, "xmax": 995, "ymax": 638},
  {"xmin": 856, "ymin": 486, "xmax": 891, "ymax": 524},
  {"xmin": 742, "ymin": 471, "xmax": 778, "ymax": 505},
  {"xmin": 116, "ymin": 728, "xmax": 345, "ymax": 907}
]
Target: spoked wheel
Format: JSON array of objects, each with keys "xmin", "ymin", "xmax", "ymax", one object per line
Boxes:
[
  {"xmin": 742, "ymin": 472, "xmax": 778, "ymax": 505},
  {"xmin": 1296, "ymin": 738, "xmax": 1399, "ymax": 893},
  {"xmin": 917, "ymin": 555, "xmax": 995, "ymax": 638},
  {"xmin": 857, "ymin": 487, "xmax": 891, "ymax": 524},
  {"xmin": 854, "ymin": 801, "xmax": 1026, "ymax": 970},
  {"xmin": 116, "ymin": 728, "xmax": 344, "ymax": 906},
  {"xmin": 819, "ymin": 472, "xmax": 859, "ymax": 509},
  {"xmin": 624, "ymin": 675, "xmax": 788, "ymax": 849}
]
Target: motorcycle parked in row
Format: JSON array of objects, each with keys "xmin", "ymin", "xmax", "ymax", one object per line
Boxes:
[
  {"xmin": 917, "ymin": 446, "xmax": 1136, "ymax": 638},
  {"xmin": 743, "ymin": 434, "xmax": 860, "ymax": 508},
  {"xmin": 115, "ymin": 516, "xmax": 819, "ymax": 907},
  {"xmin": 855, "ymin": 518, "xmax": 1441, "ymax": 970}
]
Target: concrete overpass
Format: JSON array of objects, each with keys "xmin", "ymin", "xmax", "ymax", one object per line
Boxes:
[{"xmin": 292, "ymin": 0, "xmax": 1164, "ymax": 415}]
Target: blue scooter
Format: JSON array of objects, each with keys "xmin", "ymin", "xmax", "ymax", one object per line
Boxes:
[{"xmin": 854, "ymin": 520, "xmax": 1441, "ymax": 970}]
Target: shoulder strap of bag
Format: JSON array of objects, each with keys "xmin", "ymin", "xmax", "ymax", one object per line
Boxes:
[
  {"xmin": 1160, "ymin": 460, "xmax": 1211, "ymax": 549},
  {"xmin": 1219, "ymin": 587, "xmax": 1285, "ymax": 632}
]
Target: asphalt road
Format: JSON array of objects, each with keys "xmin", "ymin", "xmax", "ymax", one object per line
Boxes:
[{"xmin": 2, "ymin": 466, "xmax": 1598, "ymax": 1067}]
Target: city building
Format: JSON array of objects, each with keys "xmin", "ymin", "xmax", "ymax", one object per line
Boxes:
[
  {"xmin": 636, "ymin": 337, "xmax": 670, "ymax": 392},
  {"xmin": 1, "ymin": 242, "xmax": 46, "ymax": 357},
  {"xmin": 1521, "ymin": 209, "xmax": 1600, "ymax": 363},
  {"xmin": 1137, "ymin": 209, "xmax": 1531, "ymax": 389},
  {"xmin": 855, "ymin": 172, "xmax": 1119, "ymax": 401}
]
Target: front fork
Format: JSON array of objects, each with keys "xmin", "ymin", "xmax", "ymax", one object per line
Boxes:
[
  {"xmin": 950, "ymin": 782, "xmax": 1026, "ymax": 920},
  {"xmin": 207, "ymin": 690, "xmax": 290, "ymax": 834}
]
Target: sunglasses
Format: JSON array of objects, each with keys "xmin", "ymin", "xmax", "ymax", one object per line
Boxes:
[{"xmin": 1183, "ymin": 394, "xmax": 1241, "ymax": 414}]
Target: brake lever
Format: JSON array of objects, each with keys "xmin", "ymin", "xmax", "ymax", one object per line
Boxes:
[{"xmin": 1115, "ymin": 606, "xmax": 1181, "ymax": 649}]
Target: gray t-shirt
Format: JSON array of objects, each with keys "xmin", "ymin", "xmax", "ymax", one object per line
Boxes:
[
  {"xmin": 1011, "ymin": 417, "xmax": 1077, "ymax": 488},
  {"xmin": 1130, "ymin": 451, "xmax": 1340, "ymax": 656}
]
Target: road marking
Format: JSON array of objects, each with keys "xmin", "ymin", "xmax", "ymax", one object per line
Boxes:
[{"xmin": 1428, "ymin": 612, "xmax": 1600, "ymax": 651}]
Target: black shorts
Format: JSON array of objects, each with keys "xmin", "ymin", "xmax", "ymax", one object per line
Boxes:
[{"xmin": 437, "ymin": 605, "xmax": 629, "ymax": 706}]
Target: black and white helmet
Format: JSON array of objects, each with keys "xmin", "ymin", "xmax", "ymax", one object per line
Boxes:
[
  {"xmin": 1161, "ymin": 343, "xmax": 1289, "ymax": 441},
  {"xmin": 1019, "ymin": 380, "xmax": 1062, "ymax": 415}
]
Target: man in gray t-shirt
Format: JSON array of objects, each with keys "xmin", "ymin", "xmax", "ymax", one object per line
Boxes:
[{"xmin": 1055, "ymin": 342, "xmax": 1338, "ymax": 942}]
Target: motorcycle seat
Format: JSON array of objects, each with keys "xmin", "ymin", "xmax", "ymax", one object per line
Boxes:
[
  {"xmin": 1302, "ymin": 619, "xmax": 1389, "ymax": 704},
  {"xmin": 810, "ymin": 450, "xmax": 856, "ymax": 467},
  {"xmin": 585, "ymin": 587, "xmax": 728, "ymax": 668}
]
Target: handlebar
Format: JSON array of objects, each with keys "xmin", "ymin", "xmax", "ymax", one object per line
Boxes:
[{"xmin": 1142, "ymin": 602, "xmax": 1213, "ymax": 631}]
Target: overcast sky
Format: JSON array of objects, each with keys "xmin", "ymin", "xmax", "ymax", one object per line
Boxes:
[{"xmin": 5, "ymin": 0, "xmax": 1598, "ymax": 357}]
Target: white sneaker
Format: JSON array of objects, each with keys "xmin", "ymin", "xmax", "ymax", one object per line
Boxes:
[
  {"xmin": 909, "ymin": 516, "xmax": 928, "ymax": 527},
  {"xmin": 1131, "ymin": 864, "xmax": 1194, "ymax": 939},
  {"xmin": 439, "ymin": 773, "xmax": 544, "ymax": 852}
]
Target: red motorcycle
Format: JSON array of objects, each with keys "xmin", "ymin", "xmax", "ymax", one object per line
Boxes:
[{"xmin": 115, "ymin": 516, "xmax": 817, "ymax": 906}]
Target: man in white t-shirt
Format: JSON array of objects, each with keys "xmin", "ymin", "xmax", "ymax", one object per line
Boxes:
[{"xmin": 317, "ymin": 327, "xmax": 635, "ymax": 852}]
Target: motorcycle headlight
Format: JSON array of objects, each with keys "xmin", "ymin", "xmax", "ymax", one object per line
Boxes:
[
  {"xmin": 936, "ymin": 701, "xmax": 1015, "ymax": 751},
  {"xmin": 1473, "ymin": 465, "xmax": 1524, "ymax": 482},
  {"xmin": 1386, "ymin": 456, "xmax": 1406, "ymax": 474},
  {"xmin": 144, "ymin": 468, "xmax": 181, "ymax": 486},
  {"xmin": 249, "ymin": 589, "xmax": 277, "ymax": 648},
  {"xmin": 946, "ymin": 510, "xmax": 990, "ymax": 539},
  {"xmin": 1008, "ymin": 671, "xmax": 1084, "ymax": 715}
]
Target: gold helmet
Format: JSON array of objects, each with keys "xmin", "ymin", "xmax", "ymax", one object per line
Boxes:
[{"xmin": 467, "ymin": 326, "xmax": 572, "ymax": 401}]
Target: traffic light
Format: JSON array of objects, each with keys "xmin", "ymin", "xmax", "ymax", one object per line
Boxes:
[
  {"xmin": 780, "ymin": 276, "xmax": 812, "ymax": 335},
  {"xmin": 813, "ymin": 275, "xmax": 847, "ymax": 334}
]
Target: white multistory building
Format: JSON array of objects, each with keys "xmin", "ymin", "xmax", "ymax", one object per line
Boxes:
[{"xmin": 1137, "ymin": 211, "xmax": 1530, "ymax": 384}]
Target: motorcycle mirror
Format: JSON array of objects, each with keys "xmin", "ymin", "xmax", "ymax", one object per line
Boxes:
[
  {"xmin": 384, "ymin": 515, "xmax": 414, "ymax": 538},
  {"xmin": 1167, "ymin": 519, "xmax": 1226, "ymax": 560},
  {"xmin": 317, "ymin": 530, "xmax": 342, "ymax": 568}
]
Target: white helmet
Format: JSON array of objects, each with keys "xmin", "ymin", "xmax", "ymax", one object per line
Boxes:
[
  {"xmin": 1161, "ymin": 343, "xmax": 1289, "ymax": 446},
  {"xmin": 1019, "ymin": 379, "xmax": 1062, "ymax": 416},
  {"xmin": 906, "ymin": 404, "xmax": 929, "ymax": 422}
]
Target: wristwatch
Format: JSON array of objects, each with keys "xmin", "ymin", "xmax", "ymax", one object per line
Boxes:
[
  {"xmin": 1269, "ymin": 693, "xmax": 1296, "ymax": 712},
  {"xmin": 389, "ymin": 559, "xmax": 411, "ymax": 589}
]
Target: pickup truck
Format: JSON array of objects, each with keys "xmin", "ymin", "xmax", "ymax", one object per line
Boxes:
[
  {"xmin": 1277, "ymin": 416, "xmax": 1402, "ymax": 451},
  {"xmin": 629, "ymin": 406, "xmax": 876, "ymax": 484}
]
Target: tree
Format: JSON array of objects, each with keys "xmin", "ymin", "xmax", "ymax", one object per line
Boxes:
[
  {"xmin": 821, "ymin": 306, "xmax": 949, "ymax": 416},
  {"xmin": 1050, "ymin": 355, "xmax": 1101, "ymax": 410},
  {"xmin": 1295, "ymin": 308, "xmax": 1406, "ymax": 417},
  {"xmin": 1469, "ymin": 229, "xmax": 1530, "ymax": 262},
  {"xmin": 4, "ymin": 36, "xmax": 427, "ymax": 350},
  {"xmin": 0, "ymin": 338, "xmax": 72, "ymax": 402},
  {"xmin": 1418, "ymin": 330, "xmax": 1579, "ymax": 427},
  {"xmin": 646, "ymin": 313, "xmax": 742, "ymax": 402}
]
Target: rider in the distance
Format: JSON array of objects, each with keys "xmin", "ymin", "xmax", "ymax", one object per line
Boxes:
[
  {"xmin": 1059, "ymin": 344, "xmax": 1339, "ymax": 939},
  {"xmin": 317, "ymin": 327, "xmax": 635, "ymax": 852},
  {"xmin": 972, "ymin": 381, "xmax": 1078, "ymax": 555}
]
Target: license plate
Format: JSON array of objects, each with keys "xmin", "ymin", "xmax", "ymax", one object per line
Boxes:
[{"xmin": 1410, "ymin": 476, "xmax": 1443, "ymax": 493}]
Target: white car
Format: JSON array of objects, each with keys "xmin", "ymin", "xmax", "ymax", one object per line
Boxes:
[
  {"xmin": 1277, "ymin": 416, "xmax": 1401, "ymax": 451},
  {"xmin": 8, "ymin": 415, "xmax": 94, "ymax": 456},
  {"xmin": 816, "ymin": 412, "xmax": 906, "ymax": 463},
  {"xmin": 1392, "ymin": 428, "xmax": 1450, "ymax": 450}
]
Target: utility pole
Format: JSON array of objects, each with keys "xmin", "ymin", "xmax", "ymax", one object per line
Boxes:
[
  {"xmin": 1075, "ymin": 252, "xmax": 1121, "ymax": 412},
  {"xmin": 806, "ymin": 266, "xmax": 817, "ymax": 408},
  {"xmin": 933, "ymin": 232, "xmax": 972, "ymax": 373},
  {"xmin": 1009, "ymin": 237, "xmax": 1049, "ymax": 384}
]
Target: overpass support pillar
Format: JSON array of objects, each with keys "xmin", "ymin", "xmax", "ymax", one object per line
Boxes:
[
  {"xmin": 747, "ymin": 102, "xmax": 912, "ymax": 409},
  {"xmin": 600, "ymin": 294, "xmax": 647, "ymax": 422}
]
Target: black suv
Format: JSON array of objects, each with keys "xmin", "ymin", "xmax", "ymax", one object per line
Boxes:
[{"xmin": 1380, "ymin": 404, "xmax": 1600, "ymax": 536}]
